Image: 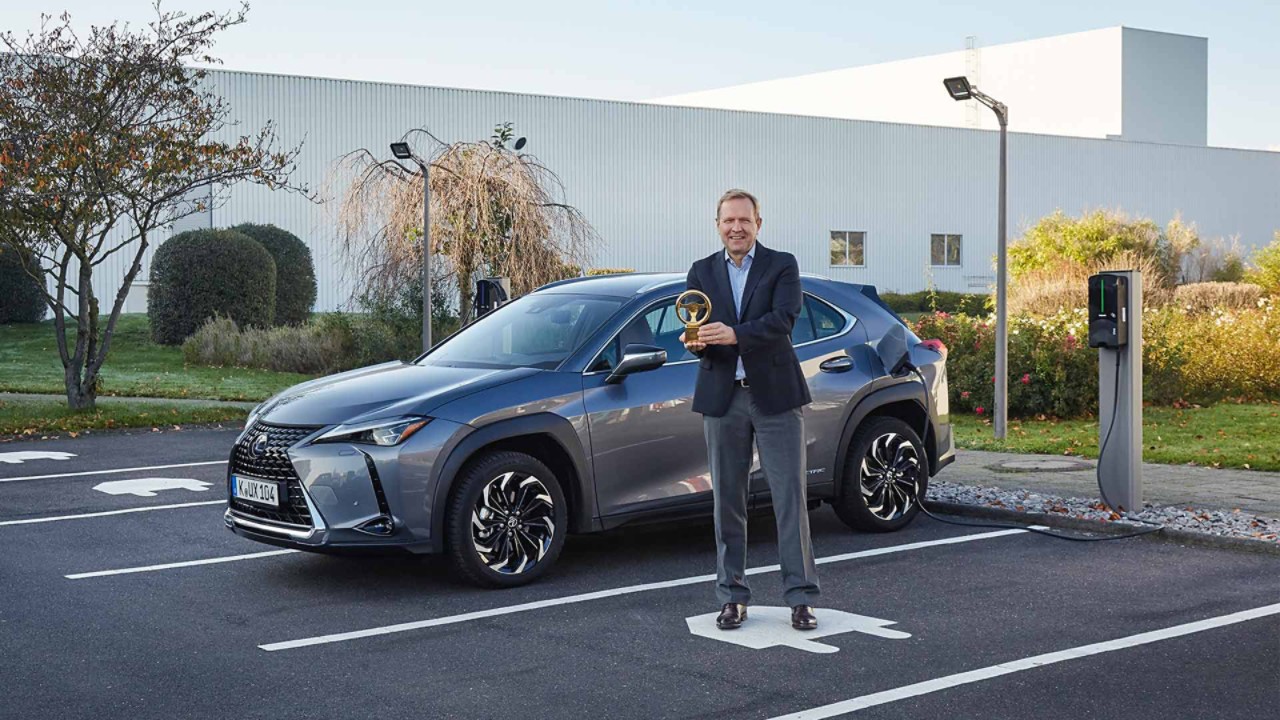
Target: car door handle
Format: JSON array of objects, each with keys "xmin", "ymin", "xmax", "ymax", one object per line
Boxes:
[{"xmin": 819, "ymin": 356, "xmax": 854, "ymax": 373}]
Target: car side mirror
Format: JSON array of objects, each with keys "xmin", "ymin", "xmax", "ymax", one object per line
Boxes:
[
  {"xmin": 871, "ymin": 324, "xmax": 912, "ymax": 377},
  {"xmin": 605, "ymin": 343, "xmax": 667, "ymax": 384}
]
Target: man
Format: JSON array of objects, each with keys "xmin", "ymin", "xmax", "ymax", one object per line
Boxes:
[{"xmin": 683, "ymin": 189, "xmax": 820, "ymax": 631}]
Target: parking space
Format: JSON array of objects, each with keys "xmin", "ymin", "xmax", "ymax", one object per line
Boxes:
[{"xmin": 2, "ymin": 431, "xmax": 1277, "ymax": 719}]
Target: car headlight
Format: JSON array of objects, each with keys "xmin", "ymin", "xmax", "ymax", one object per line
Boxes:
[{"xmin": 314, "ymin": 417, "xmax": 431, "ymax": 446}]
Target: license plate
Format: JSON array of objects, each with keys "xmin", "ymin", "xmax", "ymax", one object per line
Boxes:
[{"xmin": 232, "ymin": 474, "xmax": 279, "ymax": 507}]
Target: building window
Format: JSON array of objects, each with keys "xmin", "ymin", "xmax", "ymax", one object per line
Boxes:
[
  {"xmin": 830, "ymin": 231, "xmax": 866, "ymax": 267},
  {"xmin": 930, "ymin": 233, "xmax": 962, "ymax": 266}
]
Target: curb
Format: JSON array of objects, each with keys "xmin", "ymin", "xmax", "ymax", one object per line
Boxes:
[{"xmin": 924, "ymin": 499, "xmax": 1280, "ymax": 557}]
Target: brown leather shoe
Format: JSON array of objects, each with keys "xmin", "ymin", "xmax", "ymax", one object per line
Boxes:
[
  {"xmin": 791, "ymin": 605, "xmax": 817, "ymax": 630},
  {"xmin": 716, "ymin": 602, "xmax": 747, "ymax": 630}
]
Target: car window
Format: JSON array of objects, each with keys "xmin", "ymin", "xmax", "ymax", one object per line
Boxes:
[
  {"xmin": 423, "ymin": 293, "xmax": 624, "ymax": 370},
  {"xmin": 590, "ymin": 296, "xmax": 695, "ymax": 372},
  {"xmin": 792, "ymin": 294, "xmax": 848, "ymax": 345}
]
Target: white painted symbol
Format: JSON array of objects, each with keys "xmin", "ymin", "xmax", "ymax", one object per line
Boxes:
[
  {"xmin": 92, "ymin": 477, "xmax": 214, "ymax": 497},
  {"xmin": 0, "ymin": 451, "xmax": 77, "ymax": 465},
  {"xmin": 686, "ymin": 607, "xmax": 911, "ymax": 654}
]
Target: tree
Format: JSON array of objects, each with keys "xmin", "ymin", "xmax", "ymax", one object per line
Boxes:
[
  {"xmin": 334, "ymin": 123, "xmax": 597, "ymax": 327},
  {"xmin": 0, "ymin": 3, "xmax": 303, "ymax": 409}
]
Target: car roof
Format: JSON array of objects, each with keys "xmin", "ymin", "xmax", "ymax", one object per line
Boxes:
[
  {"xmin": 536, "ymin": 272, "xmax": 686, "ymax": 297},
  {"xmin": 536, "ymin": 271, "xmax": 851, "ymax": 298}
]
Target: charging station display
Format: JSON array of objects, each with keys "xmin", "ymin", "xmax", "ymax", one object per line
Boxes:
[{"xmin": 1088, "ymin": 273, "xmax": 1128, "ymax": 349}]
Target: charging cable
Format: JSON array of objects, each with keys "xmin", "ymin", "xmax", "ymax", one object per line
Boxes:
[{"xmin": 910, "ymin": 359, "xmax": 1163, "ymax": 542}]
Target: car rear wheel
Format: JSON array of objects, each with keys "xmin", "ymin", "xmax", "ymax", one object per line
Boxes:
[
  {"xmin": 833, "ymin": 416, "xmax": 927, "ymax": 532},
  {"xmin": 445, "ymin": 450, "xmax": 568, "ymax": 588}
]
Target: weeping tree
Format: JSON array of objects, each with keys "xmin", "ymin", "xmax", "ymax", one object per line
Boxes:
[
  {"xmin": 333, "ymin": 123, "xmax": 597, "ymax": 327},
  {"xmin": 0, "ymin": 3, "xmax": 304, "ymax": 409}
]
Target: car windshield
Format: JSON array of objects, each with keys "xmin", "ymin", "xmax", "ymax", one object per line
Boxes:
[{"xmin": 419, "ymin": 293, "xmax": 624, "ymax": 370}]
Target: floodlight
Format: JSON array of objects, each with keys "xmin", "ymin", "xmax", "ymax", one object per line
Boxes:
[
  {"xmin": 389, "ymin": 142, "xmax": 412, "ymax": 160},
  {"xmin": 943, "ymin": 76, "xmax": 973, "ymax": 101}
]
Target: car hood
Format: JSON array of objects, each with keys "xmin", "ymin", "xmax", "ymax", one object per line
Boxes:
[{"xmin": 257, "ymin": 361, "xmax": 541, "ymax": 427}]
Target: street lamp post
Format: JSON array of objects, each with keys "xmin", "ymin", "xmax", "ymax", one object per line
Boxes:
[
  {"xmin": 390, "ymin": 142, "xmax": 431, "ymax": 353},
  {"xmin": 943, "ymin": 76, "xmax": 1009, "ymax": 439}
]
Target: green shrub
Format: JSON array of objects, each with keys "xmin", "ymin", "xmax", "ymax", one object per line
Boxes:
[
  {"xmin": 1246, "ymin": 232, "xmax": 1280, "ymax": 295},
  {"xmin": 148, "ymin": 229, "xmax": 277, "ymax": 345},
  {"xmin": 880, "ymin": 290, "xmax": 988, "ymax": 315},
  {"xmin": 183, "ymin": 311, "xmax": 425, "ymax": 375},
  {"xmin": 1010, "ymin": 210, "xmax": 1192, "ymax": 287},
  {"xmin": 913, "ymin": 299, "xmax": 1280, "ymax": 418},
  {"xmin": 231, "ymin": 223, "xmax": 317, "ymax": 326},
  {"xmin": 0, "ymin": 246, "xmax": 45, "ymax": 323},
  {"xmin": 182, "ymin": 315, "xmax": 341, "ymax": 374}
]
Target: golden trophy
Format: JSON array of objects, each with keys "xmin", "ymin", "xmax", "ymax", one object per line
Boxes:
[{"xmin": 675, "ymin": 290, "xmax": 712, "ymax": 343}]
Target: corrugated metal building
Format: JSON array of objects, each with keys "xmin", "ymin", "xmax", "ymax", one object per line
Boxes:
[{"xmin": 99, "ymin": 51, "xmax": 1279, "ymax": 315}]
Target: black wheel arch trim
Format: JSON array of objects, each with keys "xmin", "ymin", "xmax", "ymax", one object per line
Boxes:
[
  {"xmin": 427, "ymin": 413, "xmax": 595, "ymax": 553},
  {"xmin": 831, "ymin": 380, "xmax": 938, "ymax": 504}
]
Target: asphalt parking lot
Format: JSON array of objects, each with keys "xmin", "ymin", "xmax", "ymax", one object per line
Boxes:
[{"xmin": 2, "ymin": 428, "xmax": 1278, "ymax": 720}]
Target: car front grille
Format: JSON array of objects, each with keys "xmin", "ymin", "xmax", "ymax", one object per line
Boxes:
[{"xmin": 229, "ymin": 421, "xmax": 322, "ymax": 528}]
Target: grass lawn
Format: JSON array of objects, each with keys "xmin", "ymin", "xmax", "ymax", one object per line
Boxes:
[
  {"xmin": 952, "ymin": 402, "xmax": 1280, "ymax": 472},
  {"xmin": 0, "ymin": 314, "xmax": 313, "ymax": 402},
  {"xmin": 0, "ymin": 396, "xmax": 248, "ymax": 437}
]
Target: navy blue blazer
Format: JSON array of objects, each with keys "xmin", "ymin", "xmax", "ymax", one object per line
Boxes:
[{"xmin": 685, "ymin": 241, "xmax": 812, "ymax": 418}]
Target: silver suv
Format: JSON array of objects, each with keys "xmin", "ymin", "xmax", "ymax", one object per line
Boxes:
[{"xmin": 225, "ymin": 272, "xmax": 954, "ymax": 587}]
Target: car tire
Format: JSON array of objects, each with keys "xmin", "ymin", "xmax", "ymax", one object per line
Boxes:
[
  {"xmin": 833, "ymin": 416, "xmax": 928, "ymax": 533},
  {"xmin": 445, "ymin": 450, "xmax": 568, "ymax": 588}
]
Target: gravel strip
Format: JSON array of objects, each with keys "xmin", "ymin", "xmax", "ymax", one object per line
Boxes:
[{"xmin": 927, "ymin": 479, "xmax": 1279, "ymax": 544}]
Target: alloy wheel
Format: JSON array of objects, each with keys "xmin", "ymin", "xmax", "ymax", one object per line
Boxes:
[
  {"xmin": 471, "ymin": 471, "xmax": 556, "ymax": 574},
  {"xmin": 858, "ymin": 432, "xmax": 922, "ymax": 521}
]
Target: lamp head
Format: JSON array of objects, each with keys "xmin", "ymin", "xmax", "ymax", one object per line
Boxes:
[
  {"xmin": 389, "ymin": 142, "xmax": 412, "ymax": 160},
  {"xmin": 513, "ymin": 137, "xmax": 527, "ymax": 151},
  {"xmin": 943, "ymin": 76, "xmax": 973, "ymax": 101}
]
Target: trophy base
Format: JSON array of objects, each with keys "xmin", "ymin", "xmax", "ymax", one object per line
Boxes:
[{"xmin": 684, "ymin": 327, "xmax": 700, "ymax": 344}]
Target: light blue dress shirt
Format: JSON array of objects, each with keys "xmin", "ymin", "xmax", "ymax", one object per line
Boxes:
[{"xmin": 725, "ymin": 242, "xmax": 755, "ymax": 381}]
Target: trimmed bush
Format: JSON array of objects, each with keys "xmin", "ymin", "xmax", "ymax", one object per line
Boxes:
[
  {"xmin": 879, "ymin": 290, "xmax": 988, "ymax": 315},
  {"xmin": 148, "ymin": 229, "xmax": 277, "ymax": 345},
  {"xmin": 0, "ymin": 246, "xmax": 45, "ymax": 323},
  {"xmin": 231, "ymin": 223, "xmax": 317, "ymax": 326},
  {"xmin": 1174, "ymin": 282, "xmax": 1264, "ymax": 313}
]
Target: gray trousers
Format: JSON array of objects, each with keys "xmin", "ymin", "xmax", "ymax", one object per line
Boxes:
[{"xmin": 703, "ymin": 385, "xmax": 820, "ymax": 608}]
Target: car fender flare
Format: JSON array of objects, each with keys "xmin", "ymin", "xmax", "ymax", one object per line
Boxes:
[
  {"xmin": 427, "ymin": 413, "xmax": 594, "ymax": 553},
  {"xmin": 831, "ymin": 380, "xmax": 930, "ymax": 503}
]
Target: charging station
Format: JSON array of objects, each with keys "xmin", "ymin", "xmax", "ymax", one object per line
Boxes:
[{"xmin": 1089, "ymin": 270, "xmax": 1143, "ymax": 511}]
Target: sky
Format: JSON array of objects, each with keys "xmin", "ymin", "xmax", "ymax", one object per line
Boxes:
[{"xmin": 2, "ymin": 0, "xmax": 1277, "ymax": 150}]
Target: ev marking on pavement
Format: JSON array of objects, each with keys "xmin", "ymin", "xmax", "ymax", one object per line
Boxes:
[
  {"xmin": 686, "ymin": 607, "xmax": 911, "ymax": 654},
  {"xmin": 92, "ymin": 477, "xmax": 214, "ymax": 497},
  {"xmin": 0, "ymin": 451, "xmax": 77, "ymax": 464}
]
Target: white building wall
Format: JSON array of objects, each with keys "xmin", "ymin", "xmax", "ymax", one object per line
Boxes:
[
  {"xmin": 652, "ymin": 27, "xmax": 1208, "ymax": 147},
  {"xmin": 79, "ymin": 68, "xmax": 1278, "ymax": 317},
  {"xmin": 1121, "ymin": 28, "xmax": 1208, "ymax": 145}
]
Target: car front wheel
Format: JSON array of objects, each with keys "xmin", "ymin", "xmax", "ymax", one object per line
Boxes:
[
  {"xmin": 445, "ymin": 450, "xmax": 568, "ymax": 588},
  {"xmin": 833, "ymin": 416, "xmax": 927, "ymax": 532}
]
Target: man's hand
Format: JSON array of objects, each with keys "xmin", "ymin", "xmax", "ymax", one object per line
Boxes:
[
  {"xmin": 683, "ymin": 339, "xmax": 706, "ymax": 354},
  {"xmin": 698, "ymin": 322, "xmax": 737, "ymax": 346}
]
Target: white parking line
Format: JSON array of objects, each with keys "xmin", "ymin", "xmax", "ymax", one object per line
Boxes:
[
  {"xmin": 260, "ymin": 527, "xmax": 1038, "ymax": 652},
  {"xmin": 0, "ymin": 460, "xmax": 227, "ymax": 483},
  {"xmin": 767, "ymin": 601, "xmax": 1280, "ymax": 719},
  {"xmin": 66, "ymin": 549, "xmax": 299, "ymax": 579},
  {"xmin": 0, "ymin": 500, "xmax": 225, "ymax": 526}
]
